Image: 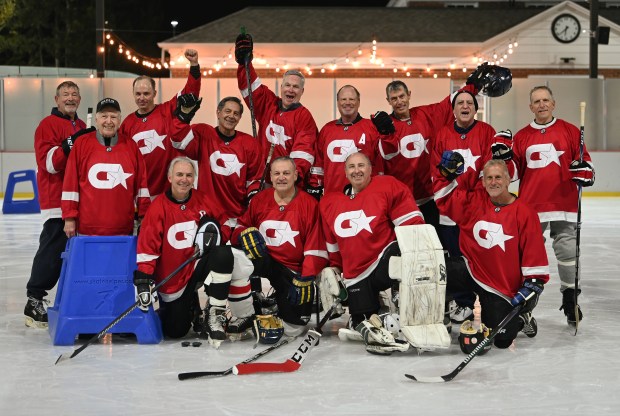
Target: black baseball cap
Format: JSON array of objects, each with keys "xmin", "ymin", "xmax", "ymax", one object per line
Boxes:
[{"xmin": 96, "ymin": 97, "xmax": 121, "ymax": 113}]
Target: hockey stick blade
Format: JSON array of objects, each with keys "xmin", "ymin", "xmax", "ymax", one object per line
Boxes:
[
  {"xmin": 55, "ymin": 251, "xmax": 199, "ymax": 365},
  {"xmin": 233, "ymin": 330, "xmax": 319, "ymax": 375},
  {"xmin": 177, "ymin": 337, "xmax": 292, "ymax": 380},
  {"xmin": 231, "ymin": 300, "xmax": 340, "ymax": 375},
  {"xmin": 404, "ymin": 304, "xmax": 523, "ymax": 383}
]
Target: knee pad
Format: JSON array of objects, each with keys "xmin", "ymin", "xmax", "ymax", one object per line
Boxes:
[
  {"xmin": 208, "ymin": 246, "xmax": 234, "ymax": 273},
  {"xmin": 551, "ymin": 232, "xmax": 576, "ymax": 262}
]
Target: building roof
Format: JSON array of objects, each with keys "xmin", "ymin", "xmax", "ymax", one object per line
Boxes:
[
  {"xmin": 158, "ymin": 2, "xmax": 620, "ymax": 72},
  {"xmin": 169, "ymin": 7, "xmax": 546, "ymax": 43}
]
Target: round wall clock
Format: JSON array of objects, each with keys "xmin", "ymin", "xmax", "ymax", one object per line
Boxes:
[{"xmin": 552, "ymin": 13, "xmax": 581, "ymax": 43}]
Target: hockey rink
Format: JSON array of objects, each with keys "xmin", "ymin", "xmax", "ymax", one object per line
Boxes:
[{"xmin": 0, "ymin": 197, "xmax": 618, "ymax": 415}]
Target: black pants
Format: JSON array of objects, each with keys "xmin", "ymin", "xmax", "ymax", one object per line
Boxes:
[
  {"xmin": 438, "ymin": 224, "xmax": 476, "ymax": 308},
  {"xmin": 27, "ymin": 218, "xmax": 68, "ymax": 299},
  {"xmin": 445, "ymin": 256, "xmax": 521, "ymax": 348},
  {"xmin": 158, "ymin": 246, "xmax": 233, "ymax": 339},
  {"xmin": 419, "ymin": 199, "xmax": 439, "ymax": 229},
  {"xmin": 347, "ymin": 242, "xmax": 400, "ymax": 327},
  {"xmin": 252, "ymin": 255, "xmax": 313, "ymax": 326}
]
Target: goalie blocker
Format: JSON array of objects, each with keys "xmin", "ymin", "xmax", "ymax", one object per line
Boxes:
[{"xmin": 389, "ymin": 224, "xmax": 450, "ymax": 350}]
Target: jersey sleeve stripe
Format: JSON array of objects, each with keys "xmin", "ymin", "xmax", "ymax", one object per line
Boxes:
[
  {"xmin": 393, "ymin": 211, "xmax": 423, "ymax": 226},
  {"xmin": 62, "ymin": 191, "xmax": 79, "ymax": 202},
  {"xmin": 304, "ymin": 249, "xmax": 329, "ymax": 259},
  {"xmin": 46, "ymin": 147, "xmax": 60, "ymax": 174}
]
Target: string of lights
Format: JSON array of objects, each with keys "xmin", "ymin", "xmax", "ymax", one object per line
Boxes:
[
  {"xmin": 186, "ymin": 36, "xmax": 520, "ymax": 78},
  {"xmin": 99, "ymin": 31, "xmax": 168, "ymax": 71}
]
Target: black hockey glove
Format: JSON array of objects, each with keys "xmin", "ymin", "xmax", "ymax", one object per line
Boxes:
[
  {"xmin": 194, "ymin": 216, "xmax": 221, "ymax": 258},
  {"xmin": 491, "ymin": 129, "xmax": 513, "ymax": 161},
  {"xmin": 371, "ymin": 111, "xmax": 395, "ymax": 135},
  {"xmin": 235, "ymin": 33, "xmax": 253, "ymax": 65},
  {"xmin": 305, "ymin": 184, "xmax": 323, "ymax": 202},
  {"xmin": 511, "ymin": 278, "xmax": 544, "ymax": 314},
  {"xmin": 133, "ymin": 270, "xmax": 155, "ymax": 312},
  {"xmin": 239, "ymin": 227, "xmax": 268, "ymax": 260},
  {"xmin": 288, "ymin": 275, "xmax": 315, "ymax": 306},
  {"xmin": 438, "ymin": 150, "xmax": 465, "ymax": 181},
  {"xmin": 245, "ymin": 189, "xmax": 259, "ymax": 206},
  {"xmin": 61, "ymin": 126, "xmax": 96, "ymax": 156},
  {"xmin": 174, "ymin": 93, "xmax": 202, "ymax": 124},
  {"xmin": 569, "ymin": 160, "xmax": 595, "ymax": 187}
]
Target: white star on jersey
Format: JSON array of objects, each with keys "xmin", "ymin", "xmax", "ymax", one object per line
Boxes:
[
  {"xmin": 209, "ymin": 151, "xmax": 245, "ymax": 177},
  {"xmin": 260, "ymin": 220, "xmax": 300, "ymax": 247},
  {"xmin": 133, "ymin": 130, "xmax": 166, "ymax": 155},
  {"xmin": 108, "ymin": 165, "xmax": 133, "ymax": 189},
  {"xmin": 400, "ymin": 133, "xmax": 429, "ymax": 159},
  {"xmin": 525, "ymin": 143, "xmax": 565, "ymax": 169},
  {"xmin": 454, "ymin": 148, "xmax": 480, "ymax": 172},
  {"xmin": 327, "ymin": 139, "xmax": 360, "ymax": 162},
  {"xmin": 88, "ymin": 163, "xmax": 133, "ymax": 189},
  {"xmin": 266, "ymin": 121, "xmax": 291, "ymax": 148},
  {"xmin": 473, "ymin": 220, "xmax": 514, "ymax": 251},
  {"xmin": 334, "ymin": 210, "xmax": 376, "ymax": 238}
]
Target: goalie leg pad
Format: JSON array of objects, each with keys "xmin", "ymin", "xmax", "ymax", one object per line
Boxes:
[{"xmin": 393, "ymin": 225, "xmax": 450, "ymax": 350}]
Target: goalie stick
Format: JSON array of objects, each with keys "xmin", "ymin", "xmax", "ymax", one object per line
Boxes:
[
  {"xmin": 232, "ymin": 299, "xmax": 341, "ymax": 375},
  {"xmin": 177, "ymin": 337, "xmax": 293, "ymax": 380},
  {"xmin": 405, "ymin": 304, "xmax": 523, "ymax": 383},
  {"xmin": 55, "ymin": 250, "xmax": 200, "ymax": 365}
]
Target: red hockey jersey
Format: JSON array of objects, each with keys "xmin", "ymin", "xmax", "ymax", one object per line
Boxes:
[
  {"xmin": 310, "ymin": 116, "xmax": 384, "ymax": 194},
  {"xmin": 237, "ymin": 63, "xmax": 318, "ymax": 183},
  {"xmin": 513, "ymin": 118, "xmax": 593, "ymax": 222},
  {"xmin": 379, "ymin": 84, "xmax": 476, "ymax": 205},
  {"xmin": 434, "ymin": 174, "xmax": 549, "ymax": 299},
  {"xmin": 320, "ymin": 175, "xmax": 424, "ymax": 284},
  {"xmin": 119, "ymin": 72, "xmax": 201, "ymax": 197},
  {"xmin": 232, "ymin": 188, "xmax": 328, "ymax": 277},
  {"xmin": 136, "ymin": 190, "xmax": 219, "ymax": 301},
  {"xmin": 61, "ymin": 132, "xmax": 150, "ymax": 236},
  {"xmin": 170, "ymin": 119, "xmax": 263, "ymax": 230},
  {"xmin": 34, "ymin": 108, "xmax": 86, "ymax": 220}
]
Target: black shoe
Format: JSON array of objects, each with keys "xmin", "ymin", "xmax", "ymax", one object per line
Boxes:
[
  {"xmin": 191, "ymin": 297, "xmax": 205, "ymax": 335},
  {"xmin": 519, "ymin": 313, "xmax": 537, "ymax": 338},
  {"xmin": 560, "ymin": 289, "xmax": 583, "ymax": 326},
  {"xmin": 24, "ymin": 297, "xmax": 48, "ymax": 329}
]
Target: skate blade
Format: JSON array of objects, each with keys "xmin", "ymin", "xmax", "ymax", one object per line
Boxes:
[
  {"xmin": 25, "ymin": 317, "xmax": 48, "ymax": 329},
  {"xmin": 208, "ymin": 337, "xmax": 225, "ymax": 349},
  {"xmin": 227, "ymin": 329, "xmax": 253, "ymax": 342}
]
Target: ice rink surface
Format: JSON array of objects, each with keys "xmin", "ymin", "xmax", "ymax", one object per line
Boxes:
[{"xmin": 1, "ymin": 198, "xmax": 619, "ymax": 416}]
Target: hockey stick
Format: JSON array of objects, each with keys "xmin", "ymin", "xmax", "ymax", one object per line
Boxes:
[
  {"xmin": 239, "ymin": 26, "xmax": 271, "ymax": 192},
  {"xmin": 573, "ymin": 101, "xmax": 586, "ymax": 335},
  {"xmin": 177, "ymin": 337, "xmax": 293, "ymax": 380},
  {"xmin": 232, "ymin": 299, "xmax": 341, "ymax": 375},
  {"xmin": 240, "ymin": 27, "xmax": 257, "ymax": 140},
  {"xmin": 405, "ymin": 304, "xmax": 523, "ymax": 383},
  {"xmin": 55, "ymin": 250, "xmax": 200, "ymax": 365},
  {"xmin": 86, "ymin": 107, "xmax": 93, "ymax": 128}
]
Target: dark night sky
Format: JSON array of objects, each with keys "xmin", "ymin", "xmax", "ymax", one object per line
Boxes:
[{"xmin": 166, "ymin": 1, "xmax": 389, "ymax": 34}]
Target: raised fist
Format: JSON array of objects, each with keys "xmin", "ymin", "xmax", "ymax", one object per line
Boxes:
[
  {"xmin": 235, "ymin": 33, "xmax": 253, "ymax": 65},
  {"xmin": 371, "ymin": 111, "xmax": 395, "ymax": 135}
]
